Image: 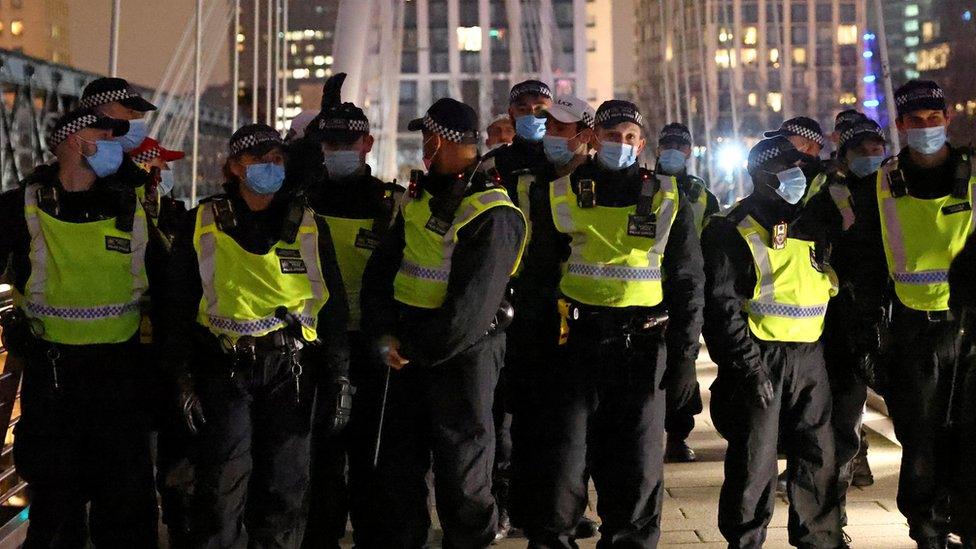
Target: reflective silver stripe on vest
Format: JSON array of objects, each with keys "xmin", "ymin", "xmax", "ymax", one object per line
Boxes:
[
  {"xmin": 565, "ymin": 263, "xmax": 661, "ymax": 281},
  {"xmin": 298, "ymin": 210, "xmax": 326, "ymax": 330},
  {"xmin": 828, "ymin": 184, "xmax": 856, "ymax": 231},
  {"xmin": 207, "ymin": 313, "xmax": 317, "ymax": 336},
  {"xmin": 738, "ymin": 217, "xmax": 775, "ymax": 302},
  {"xmin": 879, "ymin": 166, "xmax": 908, "ymax": 274},
  {"xmin": 399, "ymin": 258, "xmax": 451, "ymax": 281},
  {"xmin": 891, "ymin": 271, "xmax": 949, "ymax": 285},
  {"xmin": 652, "ymin": 174, "xmax": 677, "ymax": 255},
  {"xmin": 747, "ymin": 300, "xmax": 828, "ymax": 319},
  {"xmin": 552, "ymin": 176, "xmax": 576, "ymax": 232},
  {"xmin": 22, "ymin": 184, "xmax": 145, "ymax": 317},
  {"xmin": 198, "ymin": 205, "xmax": 222, "ymax": 321}
]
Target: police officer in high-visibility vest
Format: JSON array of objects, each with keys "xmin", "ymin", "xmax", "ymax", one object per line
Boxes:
[
  {"xmin": 360, "ymin": 98, "xmax": 526, "ymax": 548},
  {"xmin": 525, "ymin": 100, "xmax": 704, "ymax": 547},
  {"xmin": 483, "ymin": 80, "xmax": 553, "ymax": 193},
  {"xmin": 702, "ymin": 136, "xmax": 844, "ymax": 549},
  {"xmin": 848, "ymin": 80, "xmax": 975, "ymax": 549},
  {"xmin": 654, "ymin": 122, "xmax": 718, "ymax": 464},
  {"xmin": 127, "ymin": 137, "xmax": 188, "ymax": 249},
  {"xmin": 161, "ymin": 124, "xmax": 350, "ymax": 547},
  {"xmin": 506, "ymin": 94, "xmax": 601, "ymax": 542},
  {"xmin": 800, "ymin": 111, "xmax": 867, "ymax": 207},
  {"xmin": 765, "ymin": 117, "xmax": 827, "ymax": 195},
  {"xmin": 0, "ymin": 109, "xmax": 160, "ymax": 546},
  {"xmin": 81, "ymin": 77, "xmax": 156, "ymax": 153},
  {"xmin": 299, "ymin": 73, "xmax": 402, "ymax": 549},
  {"xmin": 793, "ymin": 117, "xmax": 889, "ymax": 539}
]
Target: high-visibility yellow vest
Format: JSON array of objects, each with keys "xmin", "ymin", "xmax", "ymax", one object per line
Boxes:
[
  {"xmin": 877, "ymin": 158, "xmax": 976, "ymax": 311},
  {"xmin": 828, "ymin": 183, "xmax": 856, "ymax": 231},
  {"xmin": 736, "ymin": 214, "xmax": 834, "ymax": 342},
  {"xmin": 394, "ymin": 186, "xmax": 526, "ymax": 309},
  {"xmin": 549, "ymin": 173, "xmax": 679, "ymax": 308},
  {"xmin": 321, "ymin": 215, "xmax": 384, "ymax": 331},
  {"xmin": 13, "ymin": 183, "xmax": 149, "ymax": 345},
  {"xmin": 193, "ymin": 201, "xmax": 329, "ymax": 343}
]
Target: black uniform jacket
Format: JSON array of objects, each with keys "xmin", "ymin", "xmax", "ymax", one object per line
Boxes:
[
  {"xmin": 525, "ymin": 159, "xmax": 705, "ymax": 374},
  {"xmin": 360, "ymin": 168, "xmax": 526, "ymax": 367},
  {"xmin": 160, "ymin": 187, "xmax": 350, "ymax": 378},
  {"xmin": 484, "ymin": 136, "xmax": 547, "ymax": 204}
]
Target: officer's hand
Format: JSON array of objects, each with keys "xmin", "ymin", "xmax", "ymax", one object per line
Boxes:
[
  {"xmin": 377, "ymin": 335, "xmax": 410, "ymax": 370},
  {"xmin": 742, "ymin": 368, "xmax": 774, "ymax": 410},
  {"xmin": 176, "ymin": 373, "xmax": 206, "ymax": 434},
  {"xmin": 662, "ymin": 358, "xmax": 699, "ymax": 410},
  {"xmin": 330, "ymin": 375, "xmax": 356, "ymax": 435},
  {"xmin": 855, "ymin": 353, "xmax": 887, "ymax": 395}
]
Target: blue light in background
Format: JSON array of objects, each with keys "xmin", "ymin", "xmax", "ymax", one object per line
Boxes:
[
  {"xmin": 964, "ymin": 10, "xmax": 972, "ymax": 21},
  {"xmin": 864, "ymin": 33, "xmax": 876, "ymax": 40},
  {"xmin": 863, "ymin": 51, "xmax": 874, "ymax": 58},
  {"xmin": 863, "ymin": 99, "xmax": 880, "ymax": 108},
  {"xmin": 864, "ymin": 74, "xmax": 876, "ymax": 83}
]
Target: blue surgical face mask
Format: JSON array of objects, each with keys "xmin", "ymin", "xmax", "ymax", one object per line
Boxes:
[
  {"xmin": 158, "ymin": 169, "xmax": 176, "ymax": 195},
  {"xmin": 906, "ymin": 125, "xmax": 947, "ymax": 155},
  {"xmin": 118, "ymin": 119, "xmax": 148, "ymax": 152},
  {"xmin": 658, "ymin": 148, "xmax": 687, "ymax": 175},
  {"xmin": 515, "ymin": 115, "xmax": 547, "ymax": 142},
  {"xmin": 543, "ymin": 135, "xmax": 576, "ymax": 166},
  {"xmin": 597, "ymin": 141, "xmax": 638, "ymax": 170},
  {"xmin": 83, "ymin": 139, "xmax": 124, "ymax": 178},
  {"xmin": 323, "ymin": 149, "xmax": 363, "ymax": 180},
  {"xmin": 244, "ymin": 162, "xmax": 286, "ymax": 195},
  {"xmin": 848, "ymin": 155, "xmax": 885, "ymax": 179},
  {"xmin": 773, "ymin": 166, "xmax": 808, "ymax": 204}
]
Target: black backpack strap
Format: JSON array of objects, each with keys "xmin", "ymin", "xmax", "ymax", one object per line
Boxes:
[
  {"xmin": 636, "ymin": 168, "xmax": 658, "ymax": 216},
  {"xmin": 952, "ymin": 149, "xmax": 973, "ymax": 199},
  {"xmin": 115, "ymin": 188, "xmax": 136, "ymax": 232},
  {"xmin": 372, "ymin": 181, "xmax": 402, "ymax": 235}
]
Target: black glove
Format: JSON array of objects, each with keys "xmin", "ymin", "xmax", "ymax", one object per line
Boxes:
[
  {"xmin": 853, "ymin": 353, "xmax": 885, "ymax": 394},
  {"xmin": 663, "ymin": 358, "xmax": 700, "ymax": 411},
  {"xmin": 329, "ymin": 375, "xmax": 356, "ymax": 435},
  {"xmin": 741, "ymin": 367, "xmax": 775, "ymax": 410},
  {"xmin": 176, "ymin": 373, "xmax": 206, "ymax": 434}
]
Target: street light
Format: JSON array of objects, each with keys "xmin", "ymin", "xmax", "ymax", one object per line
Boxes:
[{"xmin": 717, "ymin": 141, "xmax": 747, "ymax": 176}]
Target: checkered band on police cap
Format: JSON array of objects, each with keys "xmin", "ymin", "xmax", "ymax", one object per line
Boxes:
[
  {"xmin": 595, "ymin": 101, "xmax": 644, "ymax": 127},
  {"xmin": 659, "ymin": 123, "xmax": 692, "ymax": 145},
  {"xmin": 80, "ymin": 88, "xmax": 138, "ymax": 109},
  {"xmin": 229, "ymin": 130, "xmax": 284, "ymax": 156},
  {"xmin": 423, "ymin": 114, "xmax": 474, "ymax": 143},
  {"xmin": 895, "ymin": 80, "xmax": 946, "ymax": 116},
  {"xmin": 748, "ymin": 136, "xmax": 799, "ymax": 172},
  {"xmin": 47, "ymin": 113, "xmax": 98, "ymax": 150},
  {"xmin": 318, "ymin": 117, "xmax": 370, "ymax": 133},
  {"xmin": 131, "ymin": 147, "xmax": 159, "ymax": 165},
  {"xmin": 509, "ymin": 80, "xmax": 553, "ymax": 103},
  {"xmin": 839, "ymin": 120, "xmax": 886, "ymax": 151}
]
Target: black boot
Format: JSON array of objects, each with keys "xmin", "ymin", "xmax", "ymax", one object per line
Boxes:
[
  {"xmin": 573, "ymin": 516, "xmax": 600, "ymax": 539},
  {"xmin": 665, "ymin": 436, "xmax": 697, "ymax": 463}
]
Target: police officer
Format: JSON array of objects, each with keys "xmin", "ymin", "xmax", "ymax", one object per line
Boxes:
[
  {"xmin": 800, "ymin": 112, "xmax": 867, "ymax": 207},
  {"xmin": 654, "ymin": 122, "xmax": 718, "ymax": 463},
  {"xmin": 161, "ymin": 124, "xmax": 350, "ymax": 547},
  {"xmin": 81, "ymin": 77, "xmax": 156, "ymax": 153},
  {"xmin": 300, "ymin": 74, "xmax": 401, "ymax": 549},
  {"xmin": 702, "ymin": 136, "xmax": 843, "ymax": 549},
  {"xmin": 764, "ymin": 116, "xmax": 826, "ymax": 159},
  {"xmin": 360, "ymin": 98, "xmax": 526, "ymax": 548},
  {"xmin": 523, "ymin": 100, "xmax": 703, "ymax": 548},
  {"xmin": 0, "ymin": 109, "xmax": 159, "ymax": 546},
  {"xmin": 506, "ymin": 94, "xmax": 600, "ymax": 542},
  {"xmin": 849, "ymin": 80, "xmax": 974, "ymax": 549},
  {"xmin": 486, "ymin": 114, "xmax": 516, "ymax": 152},
  {"xmin": 793, "ymin": 117, "xmax": 889, "ymax": 539},
  {"xmin": 484, "ymin": 80, "xmax": 553, "ymax": 193}
]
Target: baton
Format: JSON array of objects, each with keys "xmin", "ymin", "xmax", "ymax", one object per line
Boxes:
[{"xmin": 373, "ymin": 363, "xmax": 392, "ymax": 468}]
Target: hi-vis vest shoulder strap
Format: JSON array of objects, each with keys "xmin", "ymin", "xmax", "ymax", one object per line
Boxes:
[
  {"xmin": 549, "ymin": 173, "xmax": 679, "ymax": 308},
  {"xmin": 828, "ymin": 184, "xmax": 856, "ymax": 231},
  {"xmin": 394, "ymin": 186, "xmax": 526, "ymax": 309},
  {"xmin": 513, "ymin": 173, "xmax": 537, "ymax": 276},
  {"xmin": 14, "ymin": 183, "xmax": 149, "ymax": 345},
  {"xmin": 877, "ymin": 157, "xmax": 976, "ymax": 311},
  {"xmin": 802, "ymin": 172, "xmax": 828, "ymax": 206},
  {"xmin": 736, "ymin": 215, "xmax": 834, "ymax": 343},
  {"xmin": 194, "ymin": 202, "xmax": 329, "ymax": 343}
]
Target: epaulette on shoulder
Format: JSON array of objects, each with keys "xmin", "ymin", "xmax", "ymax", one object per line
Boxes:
[
  {"xmin": 198, "ymin": 193, "xmax": 228, "ymax": 205},
  {"xmin": 880, "ymin": 155, "xmax": 898, "ymax": 170}
]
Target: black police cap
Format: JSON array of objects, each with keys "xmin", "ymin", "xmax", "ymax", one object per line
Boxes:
[
  {"xmin": 509, "ymin": 80, "xmax": 553, "ymax": 104},
  {"xmin": 81, "ymin": 77, "xmax": 157, "ymax": 112},
  {"xmin": 748, "ymin": 135, "xmax": 817, "ymax": 174},
  {"xmin": 895, "ymin": 79, "xmax": 946, "ymax": 117},
  {"xmin": 408, "ymin": 98, "xmax": 480, "ymax": 144},
  {"xmin": 659, "ymin": 122, "xmax": 692, "ymax": 146},
  {"xmin": 763, "ymin": 116, "xmax": 825, "ymax": 147},
  {"xmin": 229, "ymin": 124, "xmax": 284, "ymax": 157},
  {"xmin": 595, "ymin": 100, "xmax": 644, "ymax": 129},
  {"xmin": 47, "ymin": 108, "xmax": 129, "ymax": 150}
]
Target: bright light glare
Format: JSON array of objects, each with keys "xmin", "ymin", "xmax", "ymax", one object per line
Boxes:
[{"xmin": 717, "ymin": 143, "xmax": 746, "ymax": 174}]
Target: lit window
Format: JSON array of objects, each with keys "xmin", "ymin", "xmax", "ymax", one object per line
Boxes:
[
  {"xmin": 917, "ymin": 43, "xmax": 951, "ymax": 71},
  {"xmin": 904, "ymin": 19, "xmax": 919, "ymax": 33},
  {"xmin": 906, "ymin": 69, "xmax": 920, "ymax": 79},
  {"xmin": 769, "ymin": 48, "xmax": 780, "ymax": 63},
  {"xmin": 837, "ymin": 25, "xmax": 858, "ymax": 45},
  {"xmin": 792, "ymin": 47, "xmax": 807, "ymax": 64},
  {"xmin": 665, "ymin": 45, "xmax": 673, "ymax": 61},
  {"xmin": 905, "ymin": 36, "xmax": 919, "ymax": 47},
  {"xmin": 741, "ymin": 48, "xmax": 757, "ymax": 64},
  {"xmin": 11, "ymin": 20, "xmax": 24, "ymax": 37},
  {"xmin": 718, "ymin": 27, "xmax": 732, "ymax": 43},
  {"xmin": 305, "ymin": 44, "xmax": 314, "ymax": 52},
  {"xmin": 325, "ymin": 55, "xmax": 334, "ymax": 64},
  {"xmin": 904, "ymin": 52, "xmax": 918, "ymax": 64},
  {"xmin": 51, "ymin": 25, "xmax": 61, "ymax": 39},
  {"xmin": 747, "ymin": 93, "xmax": 758, "ymax": 106},
  {"xmin": 237, "ymin": 33, "xmax": 245, "ymax": 43},
  {"xmin": 290, "ymin": 44, "xmax": 298, "ymax": 54},
  {"xmin": 292, "ymin": 68, "xmax": 310, "ymax": 79},
  {"xmin": 744, "ymin": 26, "xmax": 758, "ymax": 45},
  {"xmin": 457, "ymin": 26, "xmax": 482, "ymax": 51},
  {"xmin": 839, "ymin": 93, "xmax": 857, "ymax": 105},
  {"xmin": 715, "ymin": 49, "xmax": 730, "ymax": 68},
  {"xmin": 767, "ymin": 92, "xmax": 783, "ymax": 113},
  {"xmin": 0, "ymin": 22, "xmax": 4, "ymax": 35},
  {"xmin": 922, "ymin": 22, "xmax": 938, "ymax": 41},
  {"xmin": 314, "ymin": 31, "xmax": 324, "ymax": 39},
  {"xmin": 905, "ymin": 4, "xmax": 919, "ymax": 17},
  {"xmin": 313, "ymin": 55, "xmax": 326, "ymax": 66},
  {"xmin": 315, "ymin": 68, "xmax": 326, "ymax": 78},
  {"xmin": 304, "ymin": 29, "xmax": 315, "ymax": 38}
]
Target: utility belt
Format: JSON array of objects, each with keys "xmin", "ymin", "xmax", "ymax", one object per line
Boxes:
[
  {"xmin": 557, "ymin": 298, "xmax": 669, "ymax": 347},
  {"xmin": 0, "ymin": 308, "xmax": 138, "ymax": 390},
  {"xmin": 894, "ymin": 304, "xmax": 956, "ymax": 325}
]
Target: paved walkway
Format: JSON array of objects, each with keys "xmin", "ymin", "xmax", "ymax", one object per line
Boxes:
[{"xmin": 344, "ymin": 357, "xmax": 914, "ymax": 548}]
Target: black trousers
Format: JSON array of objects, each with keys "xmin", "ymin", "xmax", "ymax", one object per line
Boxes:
[
  {"xmin": 882, "ymin": 314, "xmax": 960, "ymax": 542},
  {"xmin": 303, "ymin": 332, "xmax": 373, "ymax": 549},
  {"xmin": 954, "ymin": 352, "xmax": 976, "ymax": 538},
  {"xmin": 13, "ymin": 341, "xmax": 158, "ymax": 549},
  {"xmin": 821, "ymin": 327, "xmax": 867, "ymax": 529},
  {"xmin": 353, "ymin": 333, "xmax": 503, "ymax": 549},
  {"xmin": 492, "ymin": 369, "xmax": 514, "ymax": 516},
  {"xmin": 710, "ymin": 342, "xmax": 841, "ymax": 549},
  {"xmin": 664, "ymin": 381, "xmax": 703, "ymax": 442},
  {"xmin": 187, "ymin": 348, "xmax": 315, "ymax": 549},
  {"xmin": 525, "ymin": 313, "xmax": 668, "ymax": 549}
]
